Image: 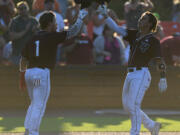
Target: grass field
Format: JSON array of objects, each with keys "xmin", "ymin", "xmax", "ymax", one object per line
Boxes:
[{"xmin": 0, "ymin": 116, "xmax": 180, "ymax": 133}]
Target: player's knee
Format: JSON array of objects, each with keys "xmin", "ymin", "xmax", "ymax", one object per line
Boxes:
[
  {"xmin": 135, "ymin": 100, "xmax": 141, "ymax": 108},
  {"xmin": 127, "ymin": 102, "xmax": 141, "ymax": 115},
  {"xmin": 125, "ymin": 104, "xmax": 135, "ymax": 114},
  {"xmin": 123, "ymin": 104, "xmax": 129, "ymax": 112},
  {"xmin": 34, "ymin": 102, "xmax": 45, "ymax": 111}
]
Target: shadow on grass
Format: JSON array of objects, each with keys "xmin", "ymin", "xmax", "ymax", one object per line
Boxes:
[
  {"xmin": 0, "ymin": 116, "xmax": 180, "ymax": 133},
  {"xmin": 0, "ymin": 116, "xmax": 128, "ymax": 132}
]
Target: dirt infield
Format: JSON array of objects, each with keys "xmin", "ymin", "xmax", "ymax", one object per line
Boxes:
[{"xmin": 0, "ymin": 132, "xmax": 180, "ymax": 135}]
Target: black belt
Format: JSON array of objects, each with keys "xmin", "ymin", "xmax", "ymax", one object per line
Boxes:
[
  {"xmin": 28, "ymin": 66, "xmax": 46, "ymax": 69},
  {"xmin": 127, "ymin": 67, "xmax": 142, "ymax": 72}
]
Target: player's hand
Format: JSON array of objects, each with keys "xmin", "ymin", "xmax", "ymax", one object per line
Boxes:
[
  {"xmin": 78, "ymin": 9, "xmax": 88, "ymax": 20},
  {"xmin": 96, "ymin": 4, "xmax": 108, "ymax": 17},
  {"xmin": 19, "ymin": 71, "xmax": 27, "ymax": 91},
  {"xmin": 158, "ymin": 78, "xmax": 167, "ymax": 93}
]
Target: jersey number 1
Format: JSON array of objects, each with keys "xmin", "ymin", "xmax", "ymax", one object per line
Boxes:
[{"xmin": 35, "ymin": 41, "xmax": 40, "ymax": 57}]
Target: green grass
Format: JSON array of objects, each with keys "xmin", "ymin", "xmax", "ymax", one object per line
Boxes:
[{"xmin": 0, "ymin": 116, "xmax": 180, "ymax": 133}]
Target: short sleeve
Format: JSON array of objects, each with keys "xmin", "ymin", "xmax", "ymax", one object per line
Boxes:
[
  {"xmin": 123, "ymin": 29, "xmax": 138, "ymax": 45},
  {"xmin": 52, "ymin": 31, "xmax": 67, "ymax": 45}
]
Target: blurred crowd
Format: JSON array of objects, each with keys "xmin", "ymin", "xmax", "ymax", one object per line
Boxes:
[{"xmin": 0, "ymin": 0, "xmax": 180, "ymax": 67}]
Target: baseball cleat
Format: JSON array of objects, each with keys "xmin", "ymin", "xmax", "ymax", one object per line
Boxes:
[
  {"xmin": 151, "ymin": 122, "xmax": 162, "ymax": 135},
  {"xmin": 24, "ymin": 129, "xmax": 29, "ymax": 135}
]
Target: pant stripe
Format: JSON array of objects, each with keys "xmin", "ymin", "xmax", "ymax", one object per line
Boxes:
[
  {"xmin": 39, "ymin": 69, "xmax": 50, "ymax": 126},
  {"xmin": 34, "ymin": 69, "xmax": 49, "ymax": 131},
  {"xmin": 134, "ymin": 70, "xmax": 146, "ymax": 134},
  {"xmin": 25, "ymin": 71, "xmax": 34, "ymax": 129}
]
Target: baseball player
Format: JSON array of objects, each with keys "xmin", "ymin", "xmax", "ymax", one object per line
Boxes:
[
  {"xmin": 19, "ymin": 9, "xmax": 88, "ymax": 135},
  {"xmin": 98, "ymin": 5, "xmax": 167, "ymax": 135}
]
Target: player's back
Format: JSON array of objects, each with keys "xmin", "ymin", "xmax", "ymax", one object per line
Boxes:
[{"xmin": 22, "ymin": 30, "xmax": 67, "ymax": 69}]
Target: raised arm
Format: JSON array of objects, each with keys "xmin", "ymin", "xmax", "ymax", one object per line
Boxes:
[
  {"xmin": 66, "ymin": 9, "xmax": 88, "ymax": 39},
  {"xmin": 105, "ymin": 17, "xmax": 127, "ymax": 36},
  {"xmin": 141, "ymin": 0, "xmax": 154, "ymax": 10},
  {"xmin": 149, "ymin": 37, "xmax": 167, "ymax": 92},
  {"xmin": 97, "ymin": 5, "xmax": 127, "ymax": 37}
]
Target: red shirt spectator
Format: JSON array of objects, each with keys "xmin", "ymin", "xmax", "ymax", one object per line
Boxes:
[
  {"xmin": 66, "ymin": 4, "xmax": 80, "ymax": 25},
  {"xmin": 0, "ymin": 0, "xmax": 16, "ymax": 25},
  {"xmin": 32, "ymin": 0, "xmax": 61, "ymax": 15},
  {"xmin": 160, "ymin": 33, "xmax": 180, "ymax": 66},
  {"xmin": 62, "ymin": 34, "xmax": 94, "ymax": 65}
]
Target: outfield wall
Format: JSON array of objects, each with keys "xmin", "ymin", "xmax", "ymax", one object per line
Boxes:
[{"xmin": 0, "ymin": 65, "xmax": 179, "ymax": 110}]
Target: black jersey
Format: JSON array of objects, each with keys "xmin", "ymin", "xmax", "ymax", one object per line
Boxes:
[
  {"xmin": 22, "ymin": 30, "xmax": 67, "ymax": 70},
  {"xmin": 124, "ymin": 30, "xmax": 161, "ymax": 67}
]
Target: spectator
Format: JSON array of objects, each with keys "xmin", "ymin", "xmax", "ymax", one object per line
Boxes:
[
  {"xmin": 36, "ymin": 0, "xmax": 64, "ymax": 32},
  {"xmin": 93, "ymin": 25, "xmax": 126, "ymax": 65},
  {"xmin": 66, "ymin": 1, "xmax": 89, "ymax": 36},
  {"xmin": 0, "ymin": 18, "xmax": 7, "ymax": 47},
  {"xmin": 86, "ymin": 1, "xmax": 99, "ymax": 40},
  {"xmin": 9, "ymin": 1, "xmax": 39, "ymax": 65},
  {"xmin": 0, "ymin": 0, "xmax": 16, "ymax": 43},
  {"xmin": 92, "ymin": 12, "xmax": 105, "ymax": 40},
  {"xmin": 172, "ymin": 0, "xmax": 180, "ymax": 23},
  {"xmin": 91, "ymin": 8, "xmax": 119, "ymax": 41},
  {"xmin": 0, "ymin": 0, "xmax": 15, "ymax": 64},
  {"xmin": 57, "ymin": 0, "xmax": 68, "ymax": 18},
  {"xmin": 87, "ymin": 5, "xmax": 119, "ymax": 41},
  {"xmin": 0, "ymin": 19, "xmax": 9, "ymax": 64},
  {"xmin": 153, "ymin": 13, "xmax": 165, "ymax": 40},
  {"xmin": 124, "ymin": 0, "xmax": 153, "ymax": 30},
  {"xmin": 160, "ymin": 32, "xmax": 180, "ymax": 66},
  {"xmin": 2, "ymin": 41, "xmax": 12, "ymax": 65},
  {"xmin": 0, "ymin": 0, "xmax": 16, "ymax": 25},
  {"xmin": 32, "ymin": 0, "xmax": 61, "ymax": 15},
  {"xmin": 62, "ymin": 22, "xmax": 95, "ymax": 65},
  {"xmin": 66, "ymin": 0, "xmax": 80, "ymax": 25}
]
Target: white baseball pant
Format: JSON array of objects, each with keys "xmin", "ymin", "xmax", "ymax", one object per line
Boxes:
[
  {"xmin": 24, "ymin": 68, "xmax": 50, "ymax": 135},
  {"xmin": 122, "ymin": 68, "xmax": 156, "ymax": 135}
]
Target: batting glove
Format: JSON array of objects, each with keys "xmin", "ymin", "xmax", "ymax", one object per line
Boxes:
[
  {"xmin": 158, "ymin": 78, "xmax": 167, "ymax": 93},
  {"xmin": 78, "ymin": 9, "xmax": 88, "ymax": 20}
]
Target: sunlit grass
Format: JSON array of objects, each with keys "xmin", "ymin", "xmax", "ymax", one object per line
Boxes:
[{"xmin": 0, "ymin": 116, "xmax": 180, "ymax": 132}]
